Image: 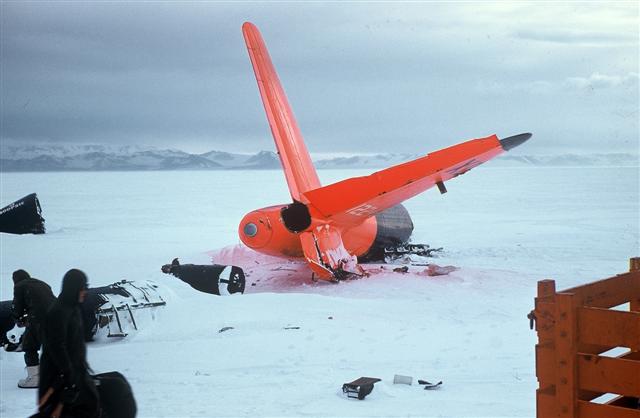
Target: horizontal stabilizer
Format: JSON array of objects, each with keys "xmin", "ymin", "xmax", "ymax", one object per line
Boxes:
[{"xmin": 303, "ymin": 135, "xmax": 506, "ymax": 226}]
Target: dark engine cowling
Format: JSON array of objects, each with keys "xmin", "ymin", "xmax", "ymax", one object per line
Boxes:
[
  {"xmin": 360, "ymin": 204, "xmax": 414, "ymax": 261},
  {"xmin": 0, "ymin": 193, "xmax": 45, "ymax": 235},
  {"xmin": 162, "ymin": 259, "xmax": 246, "ymax": 296}
]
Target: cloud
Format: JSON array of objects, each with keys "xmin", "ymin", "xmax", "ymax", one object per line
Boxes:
[
  {"xmin": 476, "ymin": 72, "xmax": 639, "ymax": 94},
  {"xmin": 0, "ymin": 2, "xmax": 638, "ymax": 155},
  {"xmin": 566, "ymin": 72, "xmax": 639, "ymax": 90},
  {"xmin": 512, "ymin": 29, "xmax": 636, "ymax": 45},
  {"xmin": 475, "ymin": 80, "xmax": 556, "ymax": 95}
]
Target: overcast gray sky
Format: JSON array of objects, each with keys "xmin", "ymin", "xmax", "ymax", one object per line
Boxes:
[{"xmin": 1, "ymin": 1, "xmax": 638, "ymax": 155}]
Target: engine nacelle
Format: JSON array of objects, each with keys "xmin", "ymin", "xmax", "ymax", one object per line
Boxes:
[{"xmin": 359, "ymin": 203, "xmax": 414, "ymax": 261}]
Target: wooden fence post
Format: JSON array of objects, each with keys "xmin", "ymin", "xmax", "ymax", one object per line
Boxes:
[
  {"xmin": 538, "ymin": 279, "xmax": 556, "ymax": 298},
  {"xmin": 555, "ymin": 292, "xmax": 578, "ymax": 418},
  {"xmin": 631, "ymin": 257, "xmax": 640, "ymax": 312},
  {"xmin": 535, "ymin": 279, "xmax": 558, "ymax": 418}
]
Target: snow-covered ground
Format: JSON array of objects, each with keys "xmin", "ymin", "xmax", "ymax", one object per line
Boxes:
[{"xmin": 0, "ymin": 166, "xmax": 638, "ymax": 417}]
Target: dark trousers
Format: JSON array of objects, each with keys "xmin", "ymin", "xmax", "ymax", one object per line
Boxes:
[{"xmin": 22, "ymin": 322, "xmax": 43, "ymax": 367}]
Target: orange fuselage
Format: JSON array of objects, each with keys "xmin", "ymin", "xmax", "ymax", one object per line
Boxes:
[{"xmin": 238, "ymin": 205, "xmax": 377, "ymax": 259}]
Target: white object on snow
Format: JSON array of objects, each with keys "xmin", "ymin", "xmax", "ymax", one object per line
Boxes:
[{"xmin": 393, "ymin": 374, "xmax": 413, "ymax": 385}]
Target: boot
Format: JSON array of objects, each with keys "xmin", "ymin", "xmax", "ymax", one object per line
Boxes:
[{"xmin": 17, "ymin": 365, "xmax": 39, "ymax": 388}]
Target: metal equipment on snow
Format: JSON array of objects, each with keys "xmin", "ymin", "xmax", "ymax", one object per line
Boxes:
[
  {"xmin": 89, "ymin": 280, "xmax": 166, "ymax": 338},
  {"xmin": 342, "ymin": 377, "xmax": 381, "ymax": 400}
]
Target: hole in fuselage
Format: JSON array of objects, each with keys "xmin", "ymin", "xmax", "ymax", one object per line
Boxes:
[{"xmin": 281, "ymin": 201, "xmax": 311, "ymax": 233}]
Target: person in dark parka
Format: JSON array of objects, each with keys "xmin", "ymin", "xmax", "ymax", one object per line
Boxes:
[
  {"xmin": 0, "ymin": 300, "xmax": 18, "ymax": 348},
  {"xmin": 38, "ymin": 269, "xmax": 101, "ymax": 418},
  {"xmin": 12, "ymin": 269, "xmax": 56, "ymax": 388}
]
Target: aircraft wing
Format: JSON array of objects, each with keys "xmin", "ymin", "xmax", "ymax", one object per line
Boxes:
[{"xmin": 303, "ymin": 133, "xmax": 530, "ymax": 227}]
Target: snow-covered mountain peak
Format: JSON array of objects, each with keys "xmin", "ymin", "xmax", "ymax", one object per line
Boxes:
[{"xmin": 1, "ymin": 142, "xmax": 637, "ymax": 171}]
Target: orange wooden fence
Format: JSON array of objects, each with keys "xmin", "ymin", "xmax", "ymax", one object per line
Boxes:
[{"xmin": 531, "ymin": 257, "xmax": 640, "ymax": 418}]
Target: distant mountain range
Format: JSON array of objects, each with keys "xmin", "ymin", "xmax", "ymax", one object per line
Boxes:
[{"xmin": 1, "ymin": 144, "xmax": 637, "ymax": 171}]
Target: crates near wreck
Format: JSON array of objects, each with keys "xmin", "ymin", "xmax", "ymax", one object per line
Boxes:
[{"xmin": 531, "ymin": 257, "xmax": 640, "ymax": 417}]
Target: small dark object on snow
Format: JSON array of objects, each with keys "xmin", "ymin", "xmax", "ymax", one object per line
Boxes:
[
  {"xmin": 94, "ymin": 371, "xmax": 137, "ymax": 418},
  {"xmin": 218, "ymin": 326, "xmax": 234, "ymax": 333},
  {"xmin": 382, "ymin": 243, "xmax": 443, "ymax": 260},
  {"xmin": 283, "ymin": 326, "xmax": 300, "ymax": 330},
  {"xmin": 342, "ymin": 377, "xmax": 381, "ymax": 400},
  {"xmin": 393, "ymin": 266, "xmax": 409, "ymax": 273},
  {"xmin": 418, "ymin": 379, "xmax": 443, "ymax": 390},
  {"xmin": 0, "ymin": 193, "xmax": 45, "ymax": 235},
  {"xmin": 162, "ymin": 258, "xmax": 245, "ymax": 296}
]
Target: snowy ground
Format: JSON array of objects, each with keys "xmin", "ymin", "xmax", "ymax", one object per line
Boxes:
[{"xmin": 0, "ymin": 166, "xmax": 638, "ymax": 417}]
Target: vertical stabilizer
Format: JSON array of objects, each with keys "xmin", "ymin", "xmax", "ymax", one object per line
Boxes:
[{"xmin": 242, "ymin": 22, "xmax": 321, "ymax": 202}]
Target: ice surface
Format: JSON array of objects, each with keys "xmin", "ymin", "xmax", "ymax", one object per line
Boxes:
[{"xmin": 0, "ymin": 166, "xmax": 638, "ymax": 417}]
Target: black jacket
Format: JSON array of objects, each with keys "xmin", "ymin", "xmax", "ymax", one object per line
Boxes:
[
  {"xmin": 12, "ymin": 277, "xmax": 56, "ymax": 324},
  {"xmin": 40, "ymin": 302, "xmax": 90, "ymax": 389},
  {"xmin": 39, "ymin": 270, "xmax": 100, "ymax": 418},
  {"xmin": 0, "ymin": 300, "xmax": 14, "ymax": 345}
]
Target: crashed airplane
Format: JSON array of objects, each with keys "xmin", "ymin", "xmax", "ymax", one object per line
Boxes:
[{"xmin": 237, "ymin": 22, "xmax": 531, "ymax": 281}]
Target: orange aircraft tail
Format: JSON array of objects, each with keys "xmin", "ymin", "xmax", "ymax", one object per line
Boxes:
[{"xmin": 242, "ymin": 22, "xmax": 321, "ymax": 203}]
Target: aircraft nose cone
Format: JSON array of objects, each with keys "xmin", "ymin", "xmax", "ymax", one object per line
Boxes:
[{"xmin": 500, "ymin": 133, "xmax": 532, "ymax": 151}]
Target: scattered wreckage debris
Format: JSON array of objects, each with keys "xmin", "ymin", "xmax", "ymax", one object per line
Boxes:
[
  {"xmin": 418, "ymin": 379, "xmax": 443, "ymax": 390},
  {"xmin": 2, "ymin": 280, "xmax": 166, "ymax": 349},
  {"xmin": 383, "ymin": 244, "xmax": 443, "ymax": 263},
  {"xmin": 88, "ymin": 280, "xmax": 166, "ymax": 338},
  {"xmin": 342, "ymin": 377, "xmax": 381, "ymax": 400},
  {"xmin": 341, "ymin": 375, "xmax": 443, "ymax": 399},
  {"xmin": 393, "ymin": 374, "xmax": 413, "ymax": 385},
  {"xmin": 162, "ymin": 258, "xmax": 245, "ymax": 296},
  {"xmin": 393, "ymin": 375, "xmax": 443, "ymax": 389},
  {"xmin": 424, "ymin": 264, "xmax": 458, "ymax": 276},
  {"xmin": 378, "ymin": 263, "xmax": 458, "ymax": 277},
  {"xmin": 209, "ymin": 245, "xmax": 456, "ymax": 288},
  {"xmin": 0, "ymin": 193, "xmax": 46, "ymax": 235},
  {"xmin": 218, "ymin": 326, "xmax": 234, "ymax": 333}
]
